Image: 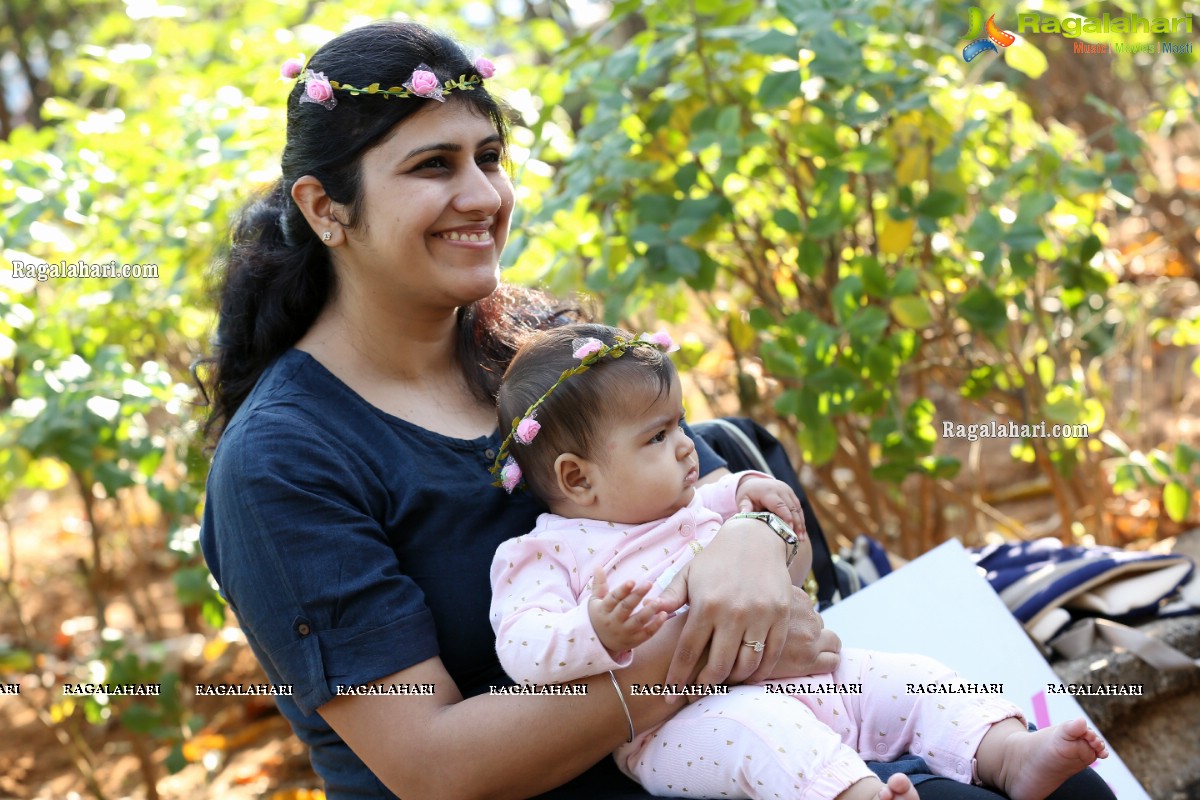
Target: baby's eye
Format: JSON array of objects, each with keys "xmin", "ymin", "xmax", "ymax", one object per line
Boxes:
[{"xmin": 650, "ymin": 431, "xmax": 666, "ymax": 444}]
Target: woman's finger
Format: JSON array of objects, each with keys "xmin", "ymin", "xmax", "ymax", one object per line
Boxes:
[
  {"xmin": 726, "ymin": 626, "xmax": 772, "ymax": 685},
  {"xmin": 653, "ymin": 561, "xmax": 692, "ymax": 615},
  {"xmin": 664, "ymin": 610, "xmax": 715, "ymax": 695},
  {"xmin": 694, "ymin": 613, "xmax": 750, "ymax": 687},
  {"xmin": 744, "ymin": 613, "xmax": 789, "ymax": 683}
]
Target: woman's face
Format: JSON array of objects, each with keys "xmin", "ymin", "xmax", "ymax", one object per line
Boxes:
[{"xmin": 341, "ymin": 100, "xmax": 513, "ymax": 313}]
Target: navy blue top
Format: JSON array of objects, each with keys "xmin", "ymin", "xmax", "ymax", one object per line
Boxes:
[{"xmin": 200, "ymin": 348, "xmax": 726, "ymax": 799}]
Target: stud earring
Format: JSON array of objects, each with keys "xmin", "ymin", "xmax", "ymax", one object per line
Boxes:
[{"xmin": 322, "ymin": 231, "xmax": 332, "ymax": 242}]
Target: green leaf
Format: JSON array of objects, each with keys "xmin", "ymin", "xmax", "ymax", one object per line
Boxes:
[
  {"xmin": 773, "ymin": 208, "xmax": 802, "ymax": 233},
  {"xmin": 747, "ymin": 28, "xmax": 799, "ymax": 55},
  {"xmin": 916, "ymin": 190, "xmax": 961, "ymax": 218},
  {"xmin": 891, "ymin": 268, "xmax": 919, "ymax": 297},
  {"xmin": 1163, "ymin": 481, "xmax": 1190, "ymax": 523},
  {"xmin": 957, "ymin": 287, "xmax": 1007, "ymax": 335},
  {"xmin": 859, "ymin": 257, "xmax": 888, "ymax": 298},
  {"xmin": 666, "ymin": 245, "xmax": 700, "ymax": 276},
  {"xmin": 831, "ymin": 275, "xmax": 864, "ymax": 325},
  {"xmin": 890, "ymin": 295, "xmax": 933, "ymax": 328},
  {"xmin": 797, "ymin": 240, "xmax": 823, "ymax": 278},
  {"xmin": 1004, "ymin": 39, "xmax": 1049, "ymax": 79},
  {"xmin": 845, "ymin": 307, "xmax": 889, "ymax": 342},
  {"xmin": 759, "ymin": 71, "xmax": 800, "ymax": 108}
]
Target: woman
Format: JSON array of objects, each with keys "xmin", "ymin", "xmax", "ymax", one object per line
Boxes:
[
  {"xmin": 200, "ymin": 20, "xmax": 835, "ymax": 800},
  {"xmin": 199, "ymin": 20, "xmax": 1114, "ymax": 800}
]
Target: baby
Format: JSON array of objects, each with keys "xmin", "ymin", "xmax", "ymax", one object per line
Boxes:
[{"xmin": 488, "ymin": 323, "xmax": 1108, "ymax": 800}]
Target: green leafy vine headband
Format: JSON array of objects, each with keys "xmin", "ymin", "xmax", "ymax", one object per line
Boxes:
[
  {"xmin": 280, "ymin": 55, "xmax": 496, "ymax": 110},
  {"xmin": 490, "ymin": 331, "xmax": 680, "ymax": 492}
]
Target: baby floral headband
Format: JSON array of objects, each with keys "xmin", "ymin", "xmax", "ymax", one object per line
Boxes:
[
  {"xmin": 490, "ymin": 331, "xmax": 680, "ymax": 493},
  {"xmin": 280, "ymin": 54, "xmax": 496, "ymax": 111}
]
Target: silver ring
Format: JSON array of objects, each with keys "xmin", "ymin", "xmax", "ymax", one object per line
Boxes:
[{"xmin": 742, "ymin": 640, "xmax": 765, "ymax": 653}]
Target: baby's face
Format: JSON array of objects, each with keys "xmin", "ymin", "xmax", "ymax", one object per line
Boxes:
[{"xmin": 586, "ymin": 374, "xmax": 699, "ymax": 525}]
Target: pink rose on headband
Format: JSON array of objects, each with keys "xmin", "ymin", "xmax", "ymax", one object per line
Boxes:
[
  {"xmin": 500, "ymin": 457, "xmax": 522, "ymax": 493},
  {"xmin": 515, "ymin": 418, "xmax": 541, "ymax": 445},
  {"xmin": 304, "ymin": 72, "xmax": 334, "ymax": 103},
  {"xmin": 281, "ymin": 57, "xmax": 305, "ymax": 79},
  {"xmin": 474, "ymin": 57, "xmax": 496, "ymax": 79},
  {"xmin": 642, "ymin": 330, "xmax": 680, "ymax": 353},
  {"xmin": 409, "ymin": 69, "xmax": 440, "ymax": 96},
  {"xmin": 573, "ymin": 338, "xmax": 605, "ymax": 360}
]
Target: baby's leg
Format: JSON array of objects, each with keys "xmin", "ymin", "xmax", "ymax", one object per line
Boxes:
[
  {"xmin": 811, "ymin": 649, "xmax": 1025, "ymax": 784},
  {"xmin": 617, "ymin": 686, "xmax": 877, "ymax": 799},
  {"xmin": 973, "ymin": 717, "xmax": 1108, "ymax": 800},
  {"xmin": 815, "ymin": 649, "xmax": 1107, "ymax": 798}
]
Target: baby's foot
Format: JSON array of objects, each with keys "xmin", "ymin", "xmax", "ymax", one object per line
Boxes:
[
  {"xmin": 1000, "ymin": 718, "xmax": 1109, "ymax": 800},
  {"xmin": 877, "ymin": 773, "xmax": 918, "ymax": 800}
]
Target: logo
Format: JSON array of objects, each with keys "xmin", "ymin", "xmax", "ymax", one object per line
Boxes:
[{"xmin": 962, "ymin": 8, "xmax": 1017, "ymax": 61}]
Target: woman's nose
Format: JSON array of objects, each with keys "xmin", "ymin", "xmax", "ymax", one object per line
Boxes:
[{"xmin": 453, "ymin": 163, "xmax": 504, "ymax": 215}]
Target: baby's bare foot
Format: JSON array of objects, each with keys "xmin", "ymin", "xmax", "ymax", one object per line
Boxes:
[
  {"xmin": 877, "ymin": 773, "xmax": 919, "ymax": 800},
  {"xmin": 1000, "ymin": 718, "xmax": 1108, "ymax": 800}
]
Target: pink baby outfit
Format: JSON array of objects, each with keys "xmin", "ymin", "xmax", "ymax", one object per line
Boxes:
[{"xmin": 489, "ymin": 473, "xmax": 1022, "ymax": 799}]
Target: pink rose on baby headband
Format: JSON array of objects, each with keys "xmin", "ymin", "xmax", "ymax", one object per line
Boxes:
[
  {"xmin": 500, "ymin": 457, "xmax": 522, "ymax": 493},
  {"xmin": 515, "ymin": 418, "xmax": 541, "ymax": 445},
  {"xmin": 474, "ymin": 57, "xmax": 496, "ymax": 79},
  {"xmin": 573, "ymin": 338, "xmax": 605, "ymax": 359},
  {"xmin": 281, "ymin": 57, "xmax": 305, "ymax": 80},
  {"xmin": 409, "ymin": 69, "xmax": 440, "ymax": 96},
  {"xmin": 642, "ymin": 330, "xmax": 680, "ymax": 353}
]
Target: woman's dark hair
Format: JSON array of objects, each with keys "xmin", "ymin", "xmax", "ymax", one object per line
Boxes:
[
  {"xmin": 497, "ymin": 324, "xmax": 677, "ymax": 503},
  {"xmin": 200, "ymin": 20, "xmax": 550, "ymax": 443}
]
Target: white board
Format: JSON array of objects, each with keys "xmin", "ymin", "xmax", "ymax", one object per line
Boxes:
[{"xmin": 820, "ymin": 539, "xmax": 1150, "ymax": 799}]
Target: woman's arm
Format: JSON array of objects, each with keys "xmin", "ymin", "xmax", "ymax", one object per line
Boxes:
[
  {"xmin": 319, "ymin": 614, "xmax": 691, "ymax": 800},
  {"xmin": 655, "ymin": 481, "xmax": 841, "ymax": 688}
]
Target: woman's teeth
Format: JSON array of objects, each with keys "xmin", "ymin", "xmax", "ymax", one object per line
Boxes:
[{"xmin": 439, "ymin": 231, "xmax": 490, "ymax": 242}]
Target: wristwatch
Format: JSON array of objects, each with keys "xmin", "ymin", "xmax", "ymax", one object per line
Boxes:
[{"xmin": 730, "ymin": 511, "xmax": 800, "ymax": 567}]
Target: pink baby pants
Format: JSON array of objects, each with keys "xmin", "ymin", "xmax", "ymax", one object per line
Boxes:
[{"xmin": 616, "ymin": 648, "xmax": 1024, "ymax": 800}]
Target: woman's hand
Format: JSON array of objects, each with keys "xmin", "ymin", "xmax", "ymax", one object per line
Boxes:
[
  {"xmin": 655, "ymin": 516, "xmax": 795, "ymax": 693},
  {"xmin": 747, "ymin": 587, "xmax": 841, "ymax": 683}
]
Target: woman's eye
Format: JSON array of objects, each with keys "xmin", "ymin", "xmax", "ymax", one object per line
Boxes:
[
  {"xmin": 478, "ymin": 150, "xmax": 502, "ymax": 167},
  {"xmin": 417, "ymin": 156, "xmax": 448, "ymax": 170}
]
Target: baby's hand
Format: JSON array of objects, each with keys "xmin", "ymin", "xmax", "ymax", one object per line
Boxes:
[
  {"xmin": 588, "ymin": 567, "xmax": 670, "ymax": 654},
  {"xmin": 736, "ymin": 476, "xmax": 806, "ymax": 536}
]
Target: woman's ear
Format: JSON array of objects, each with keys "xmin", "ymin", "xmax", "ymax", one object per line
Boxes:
[
  {"xmin": 292, "ymin": 175, "xmax": 346, "ymax": 245},
  {"xmin": 554, "ymin": 453, "xmax": 596, "ymax": 505}
]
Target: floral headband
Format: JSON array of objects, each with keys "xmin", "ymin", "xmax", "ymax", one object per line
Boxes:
[
  {"xmin": 280, "ymin": 55, "xmax": 496, "ymax": 111},
  {"xmin": 490, "ymin": 331, "xmax": 680, "ymax": 493}
]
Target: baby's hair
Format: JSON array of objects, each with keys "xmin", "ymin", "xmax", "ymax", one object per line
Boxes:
[{"xmin": 497, "ymin": 323, "xmax": 677, "ymax": 503}]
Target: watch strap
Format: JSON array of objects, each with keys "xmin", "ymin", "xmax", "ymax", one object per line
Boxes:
[{"xmin": 730, "ymin": 511, "xmax": 800, "ymax": 567}]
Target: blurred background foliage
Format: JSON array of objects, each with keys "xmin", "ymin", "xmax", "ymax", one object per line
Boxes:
[{"xmin": 0, "ymin": 0, "xmax": 1197, "ymax": 796}]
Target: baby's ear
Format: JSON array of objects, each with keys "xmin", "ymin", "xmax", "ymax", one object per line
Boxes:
[{"xmin": 554, "ymin": 453, "xmax": 596, "ymax": 505}]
